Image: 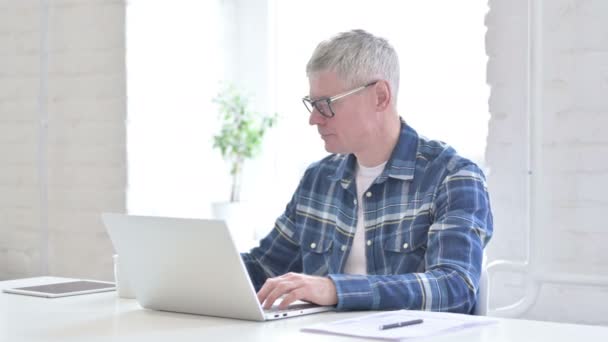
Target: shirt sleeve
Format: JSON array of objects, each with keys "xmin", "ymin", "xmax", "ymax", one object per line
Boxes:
[
  {"xmin": 328, "ymin": 163, "xmax": 493, "ymax": 313},
  {"xmin": 241, "ymin": 187, "xmax": 303, "ymax": 291}
]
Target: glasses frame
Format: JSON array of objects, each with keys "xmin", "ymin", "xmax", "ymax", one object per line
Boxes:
[{"xmin": 302, "ymin": 80, "xmax": 378, "ymax": 118}]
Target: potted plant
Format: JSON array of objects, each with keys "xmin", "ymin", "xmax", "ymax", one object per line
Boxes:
[{"xmin": 211, "ymin": 83, "xmax": 277, "ymax": 247}]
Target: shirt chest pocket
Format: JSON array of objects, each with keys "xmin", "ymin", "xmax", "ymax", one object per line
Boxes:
[
  {"xmin": 382, "ymin": 223, "xmax": 428, "ymax": 274},
  {"xmin": 301, "ymin": 233, "xmax": 335, "ymax": 276}
]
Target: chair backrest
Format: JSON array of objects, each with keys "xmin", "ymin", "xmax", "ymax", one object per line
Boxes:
[
  {"xmin": 474, "ymin": 265, "xmax": 489, "ymax": 315},
  {"xmin": 473, "ymin": 252, "xmax": 489, "ymax": 316}
]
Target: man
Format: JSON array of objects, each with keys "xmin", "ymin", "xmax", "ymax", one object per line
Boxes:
[{"xmin": 241, "ymin": 29, "xmax": 493, "ymax": 314}]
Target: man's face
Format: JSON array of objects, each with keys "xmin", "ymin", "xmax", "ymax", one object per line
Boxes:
[{"xmin": 308, "ymin": 71, "xmax": 377, "ymax": 154}]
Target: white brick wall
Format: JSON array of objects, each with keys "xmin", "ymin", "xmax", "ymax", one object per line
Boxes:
[
  {"xmin": 486, "ymin": 0, "xmax": 608, "ymax": 324},
  {"xmin": 0, "ymin": 0, "xmax": 126, "ymax": 281}
]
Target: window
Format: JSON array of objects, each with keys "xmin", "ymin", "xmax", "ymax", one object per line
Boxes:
[
  {"xmin": 268, "ymin": 0, "xmax": 490, "ymax": 221},
  {"xmin": 127, "ymin": 0, "xmax": 227, "ymax": 217},
  {"xmin": 127, "ymin": 0, "xmax": 489, "ymax": 239}
]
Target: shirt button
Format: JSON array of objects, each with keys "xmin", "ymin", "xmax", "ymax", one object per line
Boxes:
[
  {"xmin": 403, "ymin": 243, "xmax": 409, "ymax": 249},
  {"xmin": 310, "ymin": 242, "xmax": 317, "ymax": 249},
  {"xmin": 366, "ymin": 240, "xmax": 372, "ymax": 246},
  {"xmin": 366, "ymin": 191, "xmax": 372, "ymax": 198},
  {"xmin": 353, "ymin": 199, "xmax": 358, "ymax": 205},
  {"xmin": 341, "ymin": 245, "xmax": 347, "ymax": 252}
]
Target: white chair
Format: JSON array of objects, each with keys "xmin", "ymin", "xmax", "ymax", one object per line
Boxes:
[{"xmin": 473, "ymin": 252, "xmax": 489, "ymax": 316}]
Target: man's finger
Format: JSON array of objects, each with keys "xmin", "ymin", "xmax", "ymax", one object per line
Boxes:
[
  {"xmin": 261, "ymin": 280, "xmax": 297, "ymax": 309},
  {"xmin": 277, "ymin": 288, "xmax": 304, "ymax": 310},
  {"xmin": 256, "ymin": 283, "xmax": 270, "ymax": 304},
  {"xmin": 257, "ymin": 276, "xmax": 281, "ymax": 304}
]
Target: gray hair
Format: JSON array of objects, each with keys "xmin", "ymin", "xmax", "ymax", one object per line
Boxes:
[{"xmin": 306, "ymin": 29, "xmax": 400, "ymax": 105}]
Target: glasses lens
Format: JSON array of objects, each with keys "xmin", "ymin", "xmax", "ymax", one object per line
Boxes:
[
  {"xmin": 303, "ymin": 98, "xmax": 333, "ymax": 117},
  {"xmin": 303, "ymin": 98, "xmax": 314, "ymax": 113},
  {"xmin": 314, "ymin": 100, "xmax": 332, "ymax": 117}
]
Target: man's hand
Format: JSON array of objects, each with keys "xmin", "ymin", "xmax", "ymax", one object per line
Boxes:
[{"xmin": 256, "ymin": 272, "xmax": 338, "ymax": 310}]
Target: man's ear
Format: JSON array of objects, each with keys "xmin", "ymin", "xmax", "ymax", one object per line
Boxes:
[{"xmin": 375, "ymin": 80, "xmax": 391, "ymax": 112}]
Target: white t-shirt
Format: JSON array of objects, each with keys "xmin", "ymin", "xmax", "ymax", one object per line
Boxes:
[{"xmin": 343, "ymin": 161, "xmax": 387, "ymax": 275}]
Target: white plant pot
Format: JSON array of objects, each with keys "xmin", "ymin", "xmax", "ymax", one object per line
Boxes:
[{"xmin": 211, "ymin": 201, "xmax": 257, "ymax": 252}]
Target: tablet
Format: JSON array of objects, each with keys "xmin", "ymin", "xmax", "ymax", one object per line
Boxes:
[{"xmin": 2, "ymin": 280, "xmax": 116, "ymax": 298}]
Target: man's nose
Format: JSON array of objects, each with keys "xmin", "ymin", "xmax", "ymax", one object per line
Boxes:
[{"xmin": 309, "ymin": 109, "xmax": 327, "ymax": 126}]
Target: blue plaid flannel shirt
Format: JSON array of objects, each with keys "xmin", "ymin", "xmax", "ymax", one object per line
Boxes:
[{"xmin": 242, "ymin": 120, "xmax": 493, "ymax": 313}]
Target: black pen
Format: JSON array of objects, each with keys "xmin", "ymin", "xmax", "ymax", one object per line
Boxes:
[{"xmin": 378, "ymin": 318, "xmax": 424, "ymax": 330}]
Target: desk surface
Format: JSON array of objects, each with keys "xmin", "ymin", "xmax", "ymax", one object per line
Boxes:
[{"xmin": 1, "ymin": 277, "xmax": 607, "ymax": 342}]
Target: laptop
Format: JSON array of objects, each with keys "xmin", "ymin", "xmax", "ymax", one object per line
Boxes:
[{"xmin": 101, "ymin": 213, "xmax": 334, "ymax": 321}]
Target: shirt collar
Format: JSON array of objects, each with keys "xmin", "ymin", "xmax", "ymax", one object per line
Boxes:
[{"xmin": 329, "ymin": 118, "xmax": 418, "ymax": 188}]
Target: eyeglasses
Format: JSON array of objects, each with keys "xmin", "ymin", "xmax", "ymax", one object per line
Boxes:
[{"xmin": 302, "ymin": 80, "xmax": 378, "ymax": 118}]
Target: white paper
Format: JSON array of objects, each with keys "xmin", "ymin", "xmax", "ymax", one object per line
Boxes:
[{"xmin": 302, "ymin": 310, "xmax": 499, "ymax": 341}]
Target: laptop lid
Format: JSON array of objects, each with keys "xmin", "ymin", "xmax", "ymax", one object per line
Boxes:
[
  {"xmin": 102, "ymin": 213, "xmax": 333, "ymax": 321},
  {"xmin": 103, "ymin": 213, "xmax": 267, "ymax": 321}
]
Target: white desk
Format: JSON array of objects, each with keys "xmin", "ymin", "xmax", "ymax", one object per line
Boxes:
[{"xmin": 1, "ymin": 277, "xmax": 607, "ymax": 342}]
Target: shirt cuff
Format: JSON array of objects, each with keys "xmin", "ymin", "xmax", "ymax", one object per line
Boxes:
[{"xmin": 328, "ymin": 274, "xmax": 376, "ymax": 311}]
